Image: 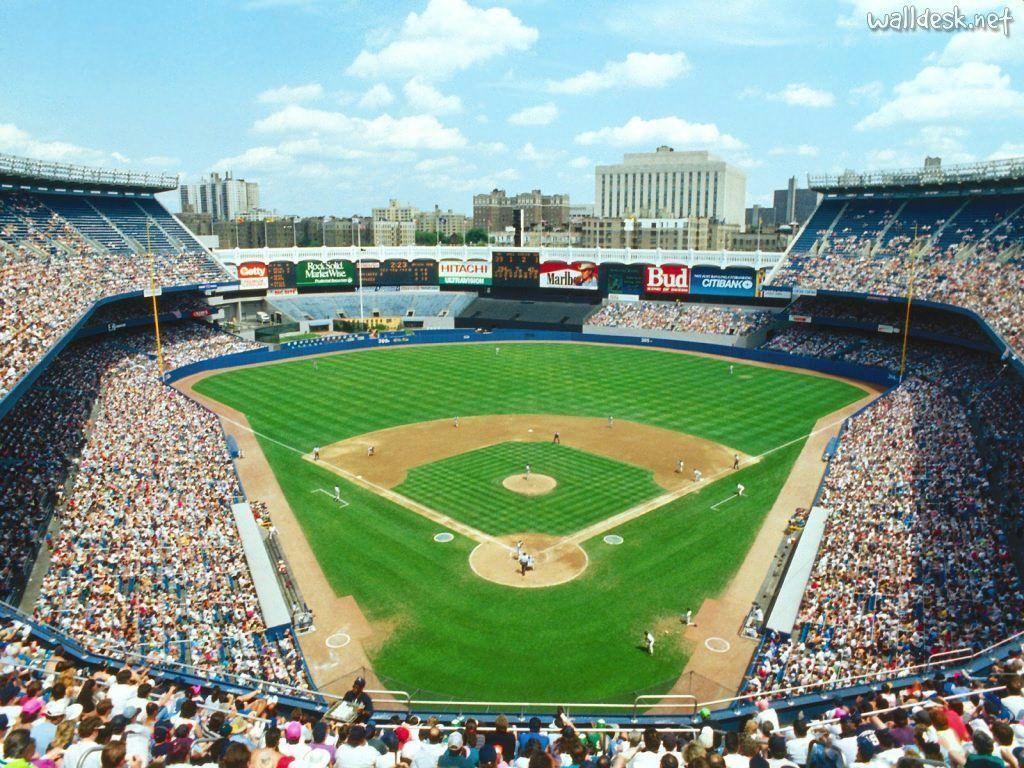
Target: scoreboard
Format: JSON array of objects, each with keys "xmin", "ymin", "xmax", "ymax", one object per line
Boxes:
[
  {"xmin": 268, "ymin": 260, "xmax": 296, "ymax": 291},
  {"xmin": 492, "ymin": 251, "xmax": 539, "ymax": 287}
]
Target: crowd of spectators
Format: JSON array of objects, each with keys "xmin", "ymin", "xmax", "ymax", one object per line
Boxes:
[
  {"xmin": 588, "ymin": 302, "xmax": 776, "ymax": 337},
  {"xmin": 0, "ymin": 192, "xmax": 225, "ymax": 399},
  {"xmin": 770, "ymin": 194, "xmax": 1024, "ymax": 355},
  {"xmin": 0, "ymin": 311, "xmax": 303, "ymax": 686},
  {"xmin": 748, "ymin": 319, "xmax": 1024, "ymax": 697},
  {"xmin": 9, "ymin": 615, "xmax": 1024, "ymax": 768},
  {"xmin": 786, "ymin": 298, "xmax": 989, "ymax": 344}
]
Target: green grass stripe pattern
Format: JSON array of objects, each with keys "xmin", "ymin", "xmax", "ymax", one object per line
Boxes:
[
  {"xmin": 193, "ymin": 343, "xmax": 865, "ymax": 702},
  {"xmin": 396, "ymin": 442, "xmax": 662, "ymax": 536}
]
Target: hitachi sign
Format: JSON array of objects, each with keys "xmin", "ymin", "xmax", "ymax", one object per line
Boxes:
[{"xmin": 645, "ymin": 265, "xmax": 690, "ymax": 294}]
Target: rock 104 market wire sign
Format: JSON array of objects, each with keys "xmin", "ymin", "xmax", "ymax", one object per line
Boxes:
[
  {"xmin": 296, "ymin": 259, "xmax": 356, "ymax": 287},
  {"xmin": 539, "ymin": 261, "xmax": 599, "ymax": 290}
]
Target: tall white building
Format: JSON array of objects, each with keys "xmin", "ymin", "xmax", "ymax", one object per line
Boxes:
[
  {"xmin": 372, "ymin": 199, "xmax": 419, "ymax": 246},
  {"xmin": 594, "ymin": 147, "xmax": 746, "ymax": 228},
  {"xmin": 179, "ymin": 172, "xmax": 260, "ymax": 222}
]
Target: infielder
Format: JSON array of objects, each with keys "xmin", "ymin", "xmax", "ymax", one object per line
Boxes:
[
  {"xmin": 367, "ymin": 445, "xmax": 375, "ymax": 457},
  {"xmin": 454, "ymin": 416, "xmax": 459, "ymax": 428},
  {"xmin": 313, "ymin": 446, "xmax": 320, "ymax": 461},
  {"xmin": 693, "ymin": 468, "xmax": 702, "ymax": 482},
  {"xmin": 608, "ymin": 415, "xmax": 614, "ymax": 429},
  {"xmin": 733, "ymin": 453, "xmax": 740, "ymax": 470},
  {"xmin": 553, "ymin": 431, "xmax": 560, "ymax": 445},
  {"xmin": 676, "ymin": 459, "xmax": 684, "ymax": 474},
  {"xmin": 644, "ymin": 630, "xmax": 655, "ymax": 655},
  {"xmin": 514, "ymin": 539, "xmax": 524, "ymax": 559},
  {"xmin": 737, "ymin": 483, "xmax": 746, "ymax": 496},
  {"xmin": 524, "ymin": 463, "xmax": 531, "ymax": 480},
  {"xmin": 519, "ymin": 551, "xmax": 530, "ymax": 576}
]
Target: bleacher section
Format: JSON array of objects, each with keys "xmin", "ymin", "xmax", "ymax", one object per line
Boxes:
[
  {"xmin": 458, "ymin": 297, "xmax": 597, "ymax": 329},
  {"xmin": 772, "ymin": 188, "xmax": 1024, "ymax": 354},
  {"xmin": 269, "ymin": 291, "xmax": 475, "ymax": 321}
]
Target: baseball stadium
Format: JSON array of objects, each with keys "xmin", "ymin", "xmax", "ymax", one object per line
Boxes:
[{"xmin": 4, "ymin": 4, "xmax": 1024, "ymax": 765}]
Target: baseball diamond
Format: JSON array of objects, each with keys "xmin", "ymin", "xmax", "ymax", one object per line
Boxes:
[{"xmin": 185, "ymin": 341, "xmax": 870, "ymax": 701}]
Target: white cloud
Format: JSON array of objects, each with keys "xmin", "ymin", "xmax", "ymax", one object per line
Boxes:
[
  {"xmin": 254, "ymin": 104, "xmax": 467, "ymax": 149},
  {"xmin": 772, "ymin": 83, "xmax": 835, "ymax": 108},
  {"xmin": 857, "ymin": 62, "xmax": 1024, "ymax": 130},
  {"xmin": 403, "ymin": 78, "xmax": 463, "ymax": 115},
  {"xmin": 414, "ymin": 155, "xmax": 463, "ymax": 172},
  {"xmin": 916, "ymin": 126, "xmax": 976, "ymax": 163},
  {"xmin": 418, "ymin": 167, "xmax": 519, "ymax": 193},
  {"xmin": 574, "ymin": 116, "xmax": 744, "ymax": 151},
  {"xmin": 849, "ymin": 81, "xmax": 884, "ymax": 105},
  {"xmin": 605, "ymin": 0, "xmax": 804, "ymax": 47},
  {"xmin": 141, "ymin": 155, "xmax": 180, "ymax": 167},
  {"xmin": 570, "ymin": 156, "xmax": 592, "ymax": 168},
  {"xmin": 520, "ymin": 142, "xmax": 551, "ymax": 163},
  {"xmin": 212, "ymin": 145, "xmax": 293, "ymax": 172},
  {"xmin": 0, "ymin": 123, "xmax": 131, "ymax": 166},
  {"xmin": 347, "ymin": 0, "xmax": 538, "ymax": 81},
  {"xmin": 357, "ymin": 84, "xmax": 395, "ymax": 110},
  {"xmin": 989, "ymin": 142, "xmax": 1024, "ymax": 160},
  {"xmin": 768, "ymin": 144, "xmax": 820, "ymax": 157},
  {"xmin": 548, "ymin": 52, "xmax": 690, "ymax": 94},
  {"xmin": 508, "ymin": 103, "xmax": 558, "ymax": 126},
  {"xmin": 257, "ymin": 83, "xmax": 324, "ymax": 104},
  {"xmin": 937, "ymin": 30, "xmax": 1024, "ymax": 66}
]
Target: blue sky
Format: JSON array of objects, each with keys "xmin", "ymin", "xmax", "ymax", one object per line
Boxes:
[{"xmin": 1, "ymin": 0, "xmax": 1022, "ymax": 216}]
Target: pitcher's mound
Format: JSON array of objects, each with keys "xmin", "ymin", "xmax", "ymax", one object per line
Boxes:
[
  {"xmin": 470, "ymin": 533, "xmax": 588, "ymax": 588},
  {"xmin": 502, "ymin": 473, "xmax": 556, "ymax": 496}
]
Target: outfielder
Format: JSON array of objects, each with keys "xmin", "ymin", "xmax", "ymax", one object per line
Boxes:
[
  {"xmin": 334, "ymin": 486, "xmax": 341, "ymax": 502},
  {"xmin": 644, "ymin": 630, "xmax": 655, "ymax": 655},
  {"xmin": 737, "ymin": 483, "xmax": 746, "ymax": 497}
]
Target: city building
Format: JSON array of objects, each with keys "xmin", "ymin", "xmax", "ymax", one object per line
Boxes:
[
  {"xmin": 178, "ymin": 172, "xmax": 260, "ymax": 222},
  {"xmin": 594, "ymin": 147, "xmax": 746, "ymax": 228},
  {"xmin": 724, "ymin": 228, "xmax": 792, "ymax": 252},
  {"xmin": 772, "ymin": 177, "xmax": 820, "ymax": 227},
  {"xmin": 472, "ymin": 189, "xmax": 570, "ymax": 231},
  {"xmin": 416, "ymin": 206, "xmax": 470, "ymax": 239},
  {"xmin": 372, "ymin": 199, "xmax": 418, "ymax": 246},
  {"xmin": 578, "ymin": 216, "xmax": 738, "ymax": 250}
]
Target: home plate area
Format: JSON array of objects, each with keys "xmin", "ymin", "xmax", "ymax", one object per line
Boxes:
[{"xmin": 306, "ymin": 414, "xmax": 751, "ymax": 587}]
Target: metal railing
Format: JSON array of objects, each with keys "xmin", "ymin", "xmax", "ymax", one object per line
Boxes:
[
  {"xmin": 808, "ymin": 156, "xmax": 1024, "ymax": 193},
  {"xmin": 0, "ymin": 152, "xmax": 178, "ymax": 191}
]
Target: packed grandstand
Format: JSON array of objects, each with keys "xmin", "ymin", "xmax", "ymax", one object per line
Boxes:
[{"xmin": 3, "ymin": 149, "xmax": 1024, "ymax": 768}]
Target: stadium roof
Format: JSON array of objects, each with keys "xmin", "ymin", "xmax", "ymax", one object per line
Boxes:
[
  {"xmin": 0, "ymin": 152, "xmax": 178, "ymax": 194},
  {"xmin": 808, "ymin": 156, "xmax": 1024, "ymax": 195}
]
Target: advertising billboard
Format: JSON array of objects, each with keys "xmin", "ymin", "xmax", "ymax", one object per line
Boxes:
[
  {"xmin": 644, "ymin": 264, "xmax": 690, "ymax": 295},
  {"xmin": 237, "ymin": 261, "xmax": 268, "ymax": 290},
  {"xmin": 539, "ymin": 261, "xmax": 599, "ymax": 290},
  {"xmin": 438, "ymin": 260, "xmax": 492, "ymax": 286},
  {"xmin": 492, "ymin": 251, "xmax": 540, "ymax": 287},
  {"xmin": 689, "ymin": 266, "xmax": 758, "ymax": 297},
  {"xmin": 357, "ymin": 260, "xmax": 380, "ymax": 288},
  {"xmin": 296, "ymin": 260, "xmax": 355, "ymax": 288}
]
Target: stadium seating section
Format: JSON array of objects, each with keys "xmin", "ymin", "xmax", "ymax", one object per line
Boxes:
[
  {"xmin": 771, "ymin": 189, "xmax": 1024, "ymax": 354},
  {"xmin": 269, "ymin": 291, "xmax": 475, "ymax": 321},
  {"xmin": 459, "ymin": 297, "xmax": 597, "ymax": 327},
  {"xmin": 588, "ymin": 301, "xmax": 775, "ymax": 337},
  {"xmin": 0, "ymin": 190, "xmax": 224, "ymax": 399}
]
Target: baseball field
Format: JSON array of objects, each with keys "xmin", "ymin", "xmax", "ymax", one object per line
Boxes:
[{"xmin": 190, "ymin": 342, "xmax": 867, "ymax": 703}]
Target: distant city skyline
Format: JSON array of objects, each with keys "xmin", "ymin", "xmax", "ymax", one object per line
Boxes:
[{"xmin": 1, "ymin": 0, "xmax": 1021, "ymax": 216}]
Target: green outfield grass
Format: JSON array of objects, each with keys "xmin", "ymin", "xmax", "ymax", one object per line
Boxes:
[
  {"xmin": 396, "ymin": 442, "xmax": 662, "ymax": 536},
  {"xmin": 193, "ymin": 342, "xmax": 866, "ymax": 702}
]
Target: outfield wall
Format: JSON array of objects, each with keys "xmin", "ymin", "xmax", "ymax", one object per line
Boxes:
[{"xmin": 164, "ymin": 328, "xmax": 899, "ymax": 387}]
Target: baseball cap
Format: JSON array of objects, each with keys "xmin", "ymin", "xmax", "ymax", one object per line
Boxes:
[
  {"xmin": 45, "ymin": 700, "xmax": 67, "ymax": 718},
  {"xmin": 448, "ymin": 732, "xmax": 464, "ymax": 750},
  {"xmin": 354, "ymin": 677, "xmax": 366, "ymax": 687},
  {"xmin": 479, "ymin": 745, "xmax": 497, "ymax": 764},
  {"xmin": 298, "ymin": 750, "xmax": 331, "ymax": 768},
  {"xmin": 395, "ymin": 726, "xmax": 411, "ymax": 745},
  {"xmin": 285, "ymin": 722, "xmax": 303, "ymax": 742},
  {"xmin": 122, "ymin": 706, "xmax": 141, "ymax": 721},
  {"xmin": 857, "ymin": 735, "xmax": 879, "ymax": 760},
  {"xmin": 21, "ymin": 697, "xmax": 43, "ymax": 716},
  {"xmin": 65, "ymin": 704, "xmax": 83, "ymax": 722}
]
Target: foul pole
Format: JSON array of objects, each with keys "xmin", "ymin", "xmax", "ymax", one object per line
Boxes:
[
  {"xmin": 146, "ymin": 222, "xmax": 165, "ymax": 378},
  {"xmin": 898, "ymin": 224, "xmax": 919, "ymax": 383}
]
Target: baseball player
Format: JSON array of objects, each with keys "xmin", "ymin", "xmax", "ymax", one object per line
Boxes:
[
  {"xmin": 519, "ymin": 551, "xmax": 530, "ymax": 576},
  {"xmin": 733, "ymin": 453, "xmax": 740, "ymax": 470},
  {"xmin": 313, "ymin": 446, "xmax": 320, "ymax": 461},
  {"xmin": 608, "ymin": 415, "xmax": 614, "ymax": 429},
  {"xmin": 334, "ymin": 486, "xmax": 341, "ymax": 502},
  {"xmin": 367, "ymin": 445, "xmax": 375, "ymax": 457},
  {"xmin": 553, "ymin": 431, "xmax": 560, "ymax": 445},
  {"xmin": 454, "ymin": 416, "xmax": 459, "ymax": 428},
  {"xmin": 524, "ymin": 463, "xmax": 531, "ymax": 480},
  {"xmin": 729, "ymin": 364, "xmax": 734, "ymax": 375},
  {"xmin": 676, "ymin": 458, "xmax": 684, "ymax": 474},
  {"xmin": 313, "ymin": 360, "xmax": 318, "ymax": 371},
  {"xmin": 644, "ymin": 630, "xmax": 655, "ymax": 655},
  {"xmin": 693, "ymin": 468, "xmax": 702, "ymax": 482},
  {"xmin": 737, "ymin": 483, "xmax": 746, "ymax": 497},
  {"xmin": 683, "ymin": 609, "xmax": 693, "ymax": 626},
  {"xmin": 514, "ymin": 539, "xmax": 524, "ymax": 559}
]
